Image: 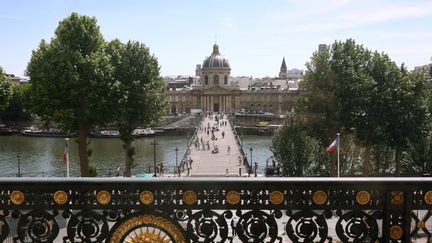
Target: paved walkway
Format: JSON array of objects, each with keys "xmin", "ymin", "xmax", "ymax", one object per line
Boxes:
[{"xmin": 182, "ymin": 114, "xmax": 248, "ymax": 177}]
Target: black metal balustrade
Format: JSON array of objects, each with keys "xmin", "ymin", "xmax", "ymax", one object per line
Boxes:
[{"xmin": 0, "ymin": 177, "xmax": 431, "ymax": 242}]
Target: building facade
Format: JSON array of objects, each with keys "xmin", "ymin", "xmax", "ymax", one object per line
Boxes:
[{"xmin": 166, "ymin": 44, "xmax": 300, "ymax": 115}]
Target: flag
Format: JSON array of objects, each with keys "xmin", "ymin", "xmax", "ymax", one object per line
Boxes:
[
  {"xmin": 64, "ymin": 141, "xmax": 68, "ymax": 163},
  {"xmin": 326, "ymin": 137, "xmax": 339, "ymax": 152}
]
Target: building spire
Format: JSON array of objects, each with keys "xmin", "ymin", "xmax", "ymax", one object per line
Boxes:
[
  {"xmin": 279, "ymin": 57, "xmax": 288, "ymax": 78},
  {"xmin": 281, "ymin": 57, "xmax": 287, "ymax": 69}
]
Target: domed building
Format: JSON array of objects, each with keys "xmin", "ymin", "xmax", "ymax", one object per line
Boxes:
[{"xmin": 166, "ymin": 43, "xmax": 299, "ymax": 117}]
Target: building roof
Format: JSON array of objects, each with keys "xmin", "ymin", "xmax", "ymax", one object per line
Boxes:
[{"xmin": 202, "ymin": 44, "xmax": 230, "ymax": 69}]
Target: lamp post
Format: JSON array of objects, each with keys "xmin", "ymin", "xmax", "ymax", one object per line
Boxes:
[
  {"xmin": 17, "ymin": 154, "xmax": 21, "ymax": 177},
  {"xmin": 151, "ymin": 137, "xmax": 158, "ymax": 177},
  {"xmin": 175, "ymin": 147, "xmax": 179, "ymax": 177},
  {"xmin": 249, "ymin": 147, "xmax": 253, "ymax": 176}
]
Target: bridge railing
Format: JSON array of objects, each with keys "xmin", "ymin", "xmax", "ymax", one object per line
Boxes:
[
  {"xmin": 229, "ymin": 114, "xmax": 252, "ymax": 173},
  {"xmin": 0, "ymin": 177, "xmax": 430, "ymax": 242},
  {"xmin": 178, "ymin": 114, "xmax": 203, "ymax": 174}
]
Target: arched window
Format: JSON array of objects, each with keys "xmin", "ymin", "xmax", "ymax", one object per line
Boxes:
[
  {"xmin": 205, "ymin": 76, "xmax": 208, "ymax": 85},
  {"xmin": 224, "ymin": 75, "xmax": 228, "ymax": 85},
  {"xmin": 213, "ymin": 75, "xmax": 219, "ymax": 84}
]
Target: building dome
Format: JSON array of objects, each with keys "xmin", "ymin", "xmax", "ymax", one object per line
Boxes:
[{"xmin": 202, "ymin": 44, "xmax": 230, "ymax": 69}]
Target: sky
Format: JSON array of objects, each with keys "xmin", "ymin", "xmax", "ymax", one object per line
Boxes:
[{"xmin": 1, "ymin": 0, "xmax": 431, "ymax": 78}]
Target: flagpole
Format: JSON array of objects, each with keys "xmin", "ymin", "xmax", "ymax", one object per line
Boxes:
[
  {"xmin": 337, "ymin": 133, "xmax": 340, "ymax": 178},
  {"xmin": 65, "ymin": 138, "xmax": 70, "ymax": 178}
]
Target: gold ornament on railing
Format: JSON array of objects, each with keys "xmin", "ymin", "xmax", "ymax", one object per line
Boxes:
[
  {"xmin": 390, "ymin": 225, "xmax": 403, "ymax": 240},
  {"xmin": 356, "ymin": 191, "xmax": 370, "ymax": 205},
  {"xmin": 417, "ymin": 220, "xmax": 425, "ymax": 230},
  {"xmin": 269, "ymin": 191, "xmax": 284, "ymax": 205},
  {"xmin": 10, "ymin": 190, "xmax": 25, "ymax": 205},
  {"xmin": 226, "ymin": 191, "xmax": 240, "ymax": 205},
  {"xmin": 139, "ymin": 191, "xmax": 154, "ymax": 205},
  {"xmin": 109, "ymin": 214, "xmax": 185, "ymax": 243},
  {"xmin": 183, "ymin": 191, "xmax": 197, "ymax": 205},
  {"xmin": 312, "ymin": 190, "xmax": 327, "ymax": 205},
  {"xmin": 424, "ymin": 191, "xmax": 432, "ymax": 205},
  {"xmin": 391, "ymin": 191, "xmax": 404, "ymax": 205},
  {"xmin": 53, "ymin": 190, "xmax": 68, "ymax": 205},
  {"xmin": 96, "ymin": 190, "xmax": 112, "ymax": 205}
]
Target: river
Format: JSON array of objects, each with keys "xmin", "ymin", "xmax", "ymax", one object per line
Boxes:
[{"xmin": 0, "ymin": 135, "xmax": 272, "ymax": 177}]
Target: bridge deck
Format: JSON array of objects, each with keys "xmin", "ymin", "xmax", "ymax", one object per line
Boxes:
[{"xmin": 183, "ymin": 114, "xmax": 248, "ymax": 177}]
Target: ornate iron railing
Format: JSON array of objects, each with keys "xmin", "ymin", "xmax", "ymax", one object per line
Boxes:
[{"xmin": 0, "ymin": 177, "xmax": 431, "ymax": 242}]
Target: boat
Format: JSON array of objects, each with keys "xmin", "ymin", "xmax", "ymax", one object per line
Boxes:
[
  {"xmin": 22, "ymin": 128, "xmax": 76, "ymax": 137},
  {"xmin": 90, "ymin": 130, "xmax": 120, "ymax": 138},
  {"xmin": 0, "ymin": 125, "xmax": 13, "ymax": 136},
  {"xmin": 90, "ymin": 128, "xmax": 155, "ymax": 138},
  {"xmin": 132, "ymin": 128, "xmax": 155, "ymax": 137}
]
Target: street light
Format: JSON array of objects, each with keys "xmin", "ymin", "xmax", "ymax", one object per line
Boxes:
[
  {"xmin": 175, "ymin": 147, "xmax": 179, "ymax": 177},
  {"xmin": 249, "ymin": 147, "xmax": 253, "ymax": 176},
  {"xmin": 17, "ymin": 154, "xmax": 21, "ymax": 177},
  {"xmin": 151, "ymin": 137, "xmax": 159, "ymax": 177}
]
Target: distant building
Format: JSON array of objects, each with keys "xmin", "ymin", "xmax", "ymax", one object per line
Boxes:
[
  {"xmin": 414, "ymin": 64, "xmax": 431, "ymax": 81},
  {"xmin": 287, "ymin": 68, "xmax": 303, "ymax": 80},
  {"xmin": 165, "ymin": 44, "xmax": 300, "ymax": 115},
  {"xmin": 318, "ymin": 44, "xmax": 327, "ymax": 52},
  {"xmin": 5, "ymin": 73, "xmax": 28, "ymax": 85}
]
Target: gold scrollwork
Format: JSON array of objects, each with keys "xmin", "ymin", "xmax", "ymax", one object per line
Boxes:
[
  {"xmin": 356, "ymin": 191, "xmax": 370, "ymax": 205},
  {"xmin": 109, "ymin": 214, "xmax": 185, "ymax": 243},
  {"xmin": 10, "ymin": 190, "xmax": 25, "ymax": 205},
  {"xmin": 424, "ymin": 191, "xmax": 432, "ymax": 205},
  {"xmin": 390, "ymin": 225, "xmax": 403, "ymax": 240},
  {"xmin": 391, "ymin": 191, "xmax": 404, "ymax": 205},
  {"xmin": 226, "ymin": 191, "xmax": 240, "ymax": 205},
  {"xmin": 97, "ymin": 190, "xmax": 112, "ymax": 205},
  {"xmin": 139, "ymin": 191, "xmax": 154, "ymax": 205},
  {"xmin": 312, "ymin": 190, "xmax": 327, "ymax": 205},
  {"xmin": 53, "ymin": 190, "xmax": 68, "ymax": 205},
  {"xmin": 269, "ymin": 191, "xmax": 284, "ymax": 205},
  {"xmin": 183, "ymin": 191, "xmax": 197, "ymax": 205}
]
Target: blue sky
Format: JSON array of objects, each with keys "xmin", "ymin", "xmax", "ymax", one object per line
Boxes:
[{"xmin": 1, "ymin": 0, "xmax": 431, "ymax": 78}]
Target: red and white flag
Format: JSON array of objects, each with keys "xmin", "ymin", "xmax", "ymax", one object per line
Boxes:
[{"xmin": 326, "ymin": 137, "xmax": 339, "ymax": 153}]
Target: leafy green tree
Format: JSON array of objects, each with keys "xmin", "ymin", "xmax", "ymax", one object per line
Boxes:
[
  {"xmin": 297, "ymin": 39, "xmax": 430, "ymax": 176},
  {"xmin": 0, "ymin": 67, "xmax": 13, "ymax": 112},
  {"xmin": 271, "ymin": 115, "xmax": 328, "ymax": 176},
  {"xmin": 106, "ymin": 39, "xmax": 167, "ymax": 177},
  {"xmin": 0, "ymin": 83, "xmax": 32, "ymax": 124},
  {"xmin": 26, "ymin": 13, "xmax": 115, "ymax": 176}
]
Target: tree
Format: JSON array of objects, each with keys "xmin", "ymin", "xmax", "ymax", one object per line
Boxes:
[
  {"xmin": 0, "ymin": 83, "xmax": 32, "ymax": 125},
  {"xmin": 26, "ymin": 13, "xmax": 115, "ymax": 176},
  {"xmin": 107, "ymin": 39, "xmax": 167, "ymax": 177},
  {"xmin": 271, "ymin": 115, "xmax": 328, "ymax": 177},
  {"xmin": 296, "ymin": 39, "xmax": 430, "ymax": 176},
  {"xmin": 0, "ymin": 67, "xmax": 13, "ymax": 112}
]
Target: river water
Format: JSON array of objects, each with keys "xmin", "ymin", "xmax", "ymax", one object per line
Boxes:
[{"xmin": 0, "ymin": 135, "xmax": 272, "ymax": 177}]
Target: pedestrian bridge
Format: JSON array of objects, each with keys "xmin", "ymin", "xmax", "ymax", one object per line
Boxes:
[
  {"xmin": 180, "ymin": 113, "xmax": 251, "ymax": 177},
  {"xmin": 0, "ymin": 177, "xmax": 430, "ymax": 242}
]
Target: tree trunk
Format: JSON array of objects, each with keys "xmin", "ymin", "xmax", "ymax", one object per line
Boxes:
[
  {"xmin": 78, "ymin": 126, "xmax": 90, "ymax": 177},
  {"xmin": 395, "ymin": 147, "xmax": 401, "ymax": 176},
  {"xmin": 363, "ymin": 145, "xmax": 372, "ymax": 176},
  {"xmin": 125, "ymin": 141, "xmax": 132, "ymax": 177}
]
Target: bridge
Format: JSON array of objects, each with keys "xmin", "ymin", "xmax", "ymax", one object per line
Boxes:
[{"xmin": 180, "ymin": 113, "xmax": 251, "ymax": 177}]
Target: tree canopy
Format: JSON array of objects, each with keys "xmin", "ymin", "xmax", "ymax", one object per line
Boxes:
[
  {"xmin": 276, "ymin": 38, "xmax": 431, "ymax": 177},
  {"xmin": 0, "ymin": 67, "xmax": 13, "ymax": 112},
  {"xmin": 107, "ymin": 39, "xmax": 167, "ymax": 177},
  {"xmin": 26, "ymin": 12, "xmax": 115, "ymax": 176}
]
